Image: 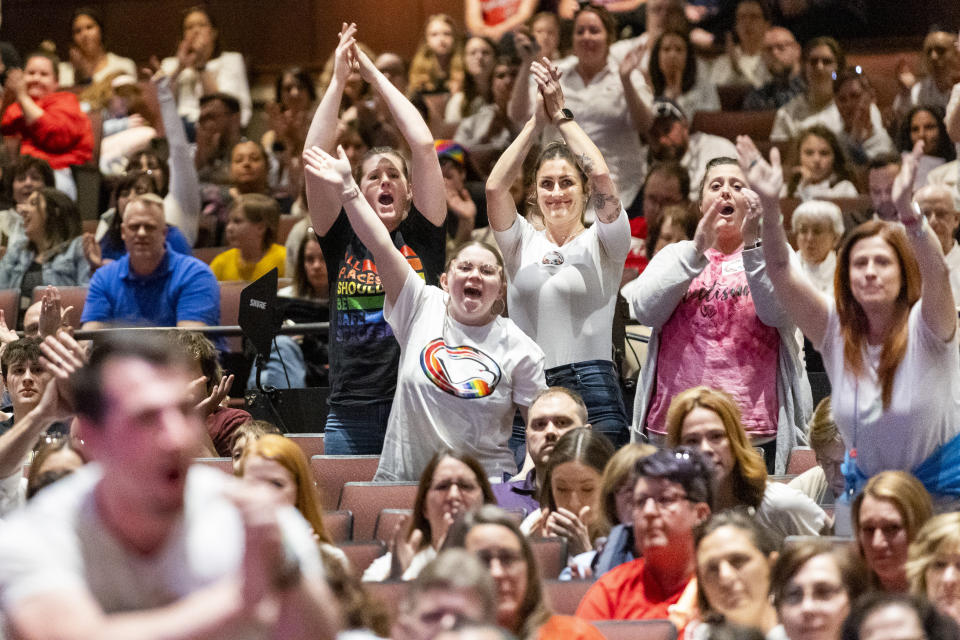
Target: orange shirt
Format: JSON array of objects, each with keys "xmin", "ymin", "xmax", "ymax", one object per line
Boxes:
[{"xmin": 575, "ymin": 558, "xmax": 697, "ymax": 633}]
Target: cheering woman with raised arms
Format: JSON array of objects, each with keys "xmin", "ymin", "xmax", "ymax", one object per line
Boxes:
[
  {"xmin": 303, "ymin": 145, "xmax": 546, "ymax": 483},
  {"xmin": 741, "ymin": 135, "xmax": 960, "ymax": 503},
  {"xmin": 486, "ymin": 57, "xmax": 631, "ymax": 445},
  {"xmin": 303, "ymin": 24, "xmax": 448, "ymax": 455}
]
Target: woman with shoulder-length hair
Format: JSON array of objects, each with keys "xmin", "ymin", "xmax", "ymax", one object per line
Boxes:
[
  {"xmin": 362, "ymin": 448, "xmax": 496, "ymax": 582},
  {"xmin": 239, "ymin": 434, "xmax": 335, "ymax": 545},
  {"xmin": 907, "ymin": 512, "xmax": 960, "ymax": 626},
  {"xmin": 445, "ymin": 504, "xmax": 605, "ymax": 640},
  {"xmin": 771, "ymin": 538, "xmax": 870, "ymax": 640},
  {"xmin": 741, "ymin": 131, "xmax": 960, "ymax": 505},
  {"xmin": 160, "ymin": 4, "xmax": 252, "ymax": 127},
  {"xmin": 648, "ymin": 29, "xmax": 721, "ymax": 121},
  {"xmin": 689, "ymin": 509, "xmax": 783, "ymax": 639},
  {"xmin": 852, "ymin": 470, "xmax": 933, "ymax": 593},
  {"xmin": 0, "ymin": 187, "xmax": 90, "ymax": 321},
  {"xmin": 666, "ymin": 386, "xmax": 828, "ymax": 546}
]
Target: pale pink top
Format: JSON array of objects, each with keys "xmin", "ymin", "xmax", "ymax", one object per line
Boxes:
[{"xmin": 647, "ymin": 248, "xmax": 780, "ymax": 438}]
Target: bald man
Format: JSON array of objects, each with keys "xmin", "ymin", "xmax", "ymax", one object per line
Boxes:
[{"xmin": 915, "ymin": 184, "xmax": 960, "ymax": 304}]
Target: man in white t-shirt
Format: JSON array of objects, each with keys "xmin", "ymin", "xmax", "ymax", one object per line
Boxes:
[
  {"xmin": 0, "ymin": 333, "xmax": 339, "ymax": 640},
  {"xmin": 915, "ymin": 184, "xmax": 960, "ymax": 304}
]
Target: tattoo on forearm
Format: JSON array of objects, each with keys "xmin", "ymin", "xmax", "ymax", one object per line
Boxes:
[
  {"xmin": 590, "ymin": 192, "xmax": 621, "ymax": 212},
  {"xmin": 576, "ymin": 153, "xmax": 595, "ymax": 176}
]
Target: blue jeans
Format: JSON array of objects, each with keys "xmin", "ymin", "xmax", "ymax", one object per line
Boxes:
[
  {"xmin": 324, "ymin": 400, "xmax": 391, "ymax": 455},
  {"xmin": 546, "ymin": 359, "xmax": 628, "ymax": 446},
  {"xmin": 246, "ymin": 336, "xmax": 306, "ymax": 391}
]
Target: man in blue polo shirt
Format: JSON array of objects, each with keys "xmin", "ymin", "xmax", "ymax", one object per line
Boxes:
[{"xmin": 81, "ymin": 194, "xmax": 218, "ymax": 329}]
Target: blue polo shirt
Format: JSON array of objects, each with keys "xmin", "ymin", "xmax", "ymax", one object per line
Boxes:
[{"xmin": 81, "ymin": 246, "xmax": 219, "ymax": 327}]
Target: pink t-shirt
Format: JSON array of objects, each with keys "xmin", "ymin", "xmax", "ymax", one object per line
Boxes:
[{"xmin": 647, "ymin": 248, "xmax": 780, "ymax": 438}]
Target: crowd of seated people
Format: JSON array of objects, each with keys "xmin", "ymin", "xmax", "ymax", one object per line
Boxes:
[{"xmin": 1, "ymin": 2, "xmax": 960, "ymax": 639}]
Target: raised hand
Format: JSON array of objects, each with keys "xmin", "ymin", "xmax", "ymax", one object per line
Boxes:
[
  {"xmin": 618, "ymin": 41, "xmax": 647, "ymax": 79},
  {"xmin": 892, "ymin": 140, "xmax": 924, "ymax": 222},
  {"xmin": 736, "ymin": 135, "xmax": 783, "ymax": 207},
  {"xmin": 513, "ymin": 29, "xmax": 539, "ymax": 62},
  {"xmin": 333, "ymin": 23, "xmax": 359, "ymax": 85},
  {"xmin": 38, "ymin": 285, "xmax": 69, "ymax": 338},
  {"xmin": 0, "ymin": 310, "xmax": 17, "ymax": 346},
  {"xmin": 193, "ymin": 373, "xmax": 235, "ymax": 417},
  {"xmin": 896, "ymin": 57, "xmax": 917, "ymax": 93},
  {"xmin": 36, "ymin": 333, "xmax": 88, "ymax": 422},
  {"xmin": 4, "ymin": 68, "xmax": 24, "ymax": 100},
  {"xmin": 531, "ymin": 90, "xmax": 551, "ymax": 130},
  {"xmin": 530, "ymin": 58, "xmax": 565, "ymax": 122},
  {"xmin": 224, "ymin": 482, "xmax": 291, "ymax": 607},
  {"xmin": 303, "ymin": 145, "xmax": 353, "ymax": 192},
  {"xmin": 741, "ymin": 188, "xmax": 763, "ymax": 246},
  {"xmin": 351, "ymin": 42, "xmax": 378, "ymax": 84},
  {"xmin": 82, "ymin": 232, "xmax": 103, "ymax": 271},
  {"xmin": 175, "ymin": 37, "xmax": 199, "ymax": 74}
]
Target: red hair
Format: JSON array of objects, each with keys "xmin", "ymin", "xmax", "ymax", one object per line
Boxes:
[{"xmin": 834, "ymin": 221, "xmax": 921, "ymax": 408}]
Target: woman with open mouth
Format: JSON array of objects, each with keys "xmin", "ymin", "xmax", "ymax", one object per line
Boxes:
[
  {"xmin": 302, "ymin": 24, "xmax": 449, "ymax": 456},
  {"xmin": 304, "ymin": 138, "xmax": 546, "ymax": 482},
  {"xmin": 621, "ymin": 149, "xmax": 811, "ymax": 475},
  {"xmin": 486, "ymin": 56, "xmax": 631, "ymax": 450}
]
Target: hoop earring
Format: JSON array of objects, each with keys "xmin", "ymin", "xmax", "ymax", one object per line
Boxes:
[{"xmin": 491, "ymin": 299, "xmax": 506, "ymax": 317}]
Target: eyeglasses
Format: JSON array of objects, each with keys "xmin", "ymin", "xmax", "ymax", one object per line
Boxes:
[
  {"xmin": 453, "ymin": 261, "xmax": 500, "ymax": 277},
  {"xmin": 475, "ymin": 549, "xmax": 524, "ymax": 570},
  {"xmin": 633, "ymin": 491, "xmax": 690, "ymax": 511}
]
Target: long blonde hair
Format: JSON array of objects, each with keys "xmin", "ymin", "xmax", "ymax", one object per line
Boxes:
[{"xmin": 408, "ymin": 14, "xmax": 464, "ymax": 95}]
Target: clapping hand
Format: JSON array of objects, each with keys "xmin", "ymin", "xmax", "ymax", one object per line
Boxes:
[
  {"xmin": 892, "ymin": 140, "xmax": 923, "ymax": 223},
  {"xmin": 693, "ymin": 195, "xmax": 722, "ymax": 255},
  {"xmin": 530, "ymin": 58, "xmax": 564, "ymax": 122},
  {"xmin": 38, "ymin": 286, "xmax": 74, "ymax": 338},
  {"xmin": 388, "ymin": 513, "xmax": 425, "ymax": 579},
  {"xmin": 333, "ymin": 23, "xmax": 359, "ymax": 85}
]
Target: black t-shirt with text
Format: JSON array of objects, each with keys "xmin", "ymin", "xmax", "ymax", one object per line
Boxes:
[{"xmin": 318, "ymin": 206, "xmax": 445, "ymax": 406}]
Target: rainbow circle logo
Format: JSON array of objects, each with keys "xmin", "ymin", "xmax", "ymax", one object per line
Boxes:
[{"xmin": 419, "ymin": 338, "xmax": 501, "ymax": 399}]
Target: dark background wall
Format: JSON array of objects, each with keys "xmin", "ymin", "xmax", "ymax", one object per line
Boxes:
[
  {"xmin": 2, "ymin": 0, "xmax": 958, "ymax": 75},
  {"xmin": 2, "ymin": 0, "xmax": 467, "ymax": 74}
]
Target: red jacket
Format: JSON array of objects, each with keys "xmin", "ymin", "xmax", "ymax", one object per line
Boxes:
[{"xmin": 1, "ymin": 91, "xmax": 93, "ymax": 169}]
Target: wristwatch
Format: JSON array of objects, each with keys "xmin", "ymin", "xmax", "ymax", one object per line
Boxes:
[{"xmin": 554, "ymin": 108, "xmax": 574, "ymax": 124}]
